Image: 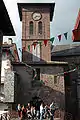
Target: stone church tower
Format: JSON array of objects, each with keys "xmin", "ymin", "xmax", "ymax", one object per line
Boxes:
[
  {"xmin": 18, "ymin": 3, "xmax": 55, "ymax": 62},
  {"xmin": 17, "ymin": 4, "xmax": 66, "ymax": 118}
]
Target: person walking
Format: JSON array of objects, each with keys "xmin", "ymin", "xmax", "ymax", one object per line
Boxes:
[
  {"xmin": 21, "ymin": 105, "xmax": 27, "ymax": 120},
  {"xmin": 44, "ymin": 104, "xmax": 50, "ymax": 119},
  {"xmin": 17, "ymin": 104, "xmax": 22, "ymax": 120},
  {"xmin": 40, "ymin": 103, "xmax": 44, "ymax": 120},
  {"xmin": 27, "ymin": 103, "xmax": 32, "ymax": 119},
  {"xmin": 50, "ymin": 102, "xmax": 55, "ymax": 120}
]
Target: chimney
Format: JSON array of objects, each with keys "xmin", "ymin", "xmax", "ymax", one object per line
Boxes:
[{"xmin": 7, "ymin": 38, "xmax": 13, "ymax": 44}]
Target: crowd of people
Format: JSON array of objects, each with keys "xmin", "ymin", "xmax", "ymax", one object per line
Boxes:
[{"xmin": 17, "ymin": 101, "xmax": 57, "ymax": 120}]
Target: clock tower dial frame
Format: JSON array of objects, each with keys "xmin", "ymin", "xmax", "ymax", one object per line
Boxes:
[{"xmin": 32, "ymin": 12, "xmax": 42, "ymax": 21}]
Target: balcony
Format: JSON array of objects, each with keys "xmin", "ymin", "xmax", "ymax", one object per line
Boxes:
[{"xmin": 72, "ymin": 29, "xmax": 80, "ymax": 42}]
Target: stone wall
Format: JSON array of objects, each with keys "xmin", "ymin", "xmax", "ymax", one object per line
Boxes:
[
  {"xmin": 40, "ymin": 66, "xmax": 64, "ymax": 93},
  {"xmin": 4, "ymin": 70, "xmax": 14, "ymax": 102},
  {"xmin": 51, "ymin": 55, "xmax": 80, "ymax": 119},
  {"xmin": 13, "ymin": 64, "xmax": 65, "ymax": 107},
  {"xmin": 13, "ymin": 64, "xmax": 65, "ymax": 119},
  {"xmin": 32, "ymin": 66, "xmax": 65, "ymax": 108}
]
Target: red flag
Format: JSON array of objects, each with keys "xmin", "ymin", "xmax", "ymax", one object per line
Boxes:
[
  {"xmin": 44, "ymin": 40, "xmax": 48, "ymax": 46},
  {"xmin": 14, "ymin": 50, "xmax": 17, "ymax": 54},
  {"xmin": 58, "ymin": 35, "xmax": 62, "ymax": 41},
  {"xmin": 33, "ymin": 43, "xmax": 36, "ymax": 49},
  {"xmin": 72, "ymin": 29, "xmax": 80, "ymax": 42},
  {"xmin": 22, "ymin": 47, "xmax": 25, "ymax": 51},
  {"xmin": 6, "ymin": 50, "xmax": 9, "ymax": 56}
]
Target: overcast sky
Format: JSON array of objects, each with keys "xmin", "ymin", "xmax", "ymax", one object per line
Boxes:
[{"xmin": 3, "ymin": 0, "xmax": 80, "ymax": 60}]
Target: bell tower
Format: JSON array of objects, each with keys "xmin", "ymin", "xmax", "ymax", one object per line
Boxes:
[{"xmin": 18, "ymin": 3, "xmax": 55, "ymax": 62}]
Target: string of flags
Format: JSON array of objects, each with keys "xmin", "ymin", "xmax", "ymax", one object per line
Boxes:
[
  {"xmin": 51, "ymin": 65, "xmax": 80, "ymax": 76},
  {"xmin": 57, "ymin": 67, "xmax": 76, "ymax": 76},
  {"xmin": 21, "ymin": 62, "xmax": 37, "ymax": 80},
  {"xmin": 22, "ymin": 28, "xmax": 80, "ymax": 51},
  {"xmin": 3, "ymin": 46, "xmax": 80, "ymax": 80},
  {"xmin": 50, "ymin": 32, "xmax": 68, "ymax": 43},
  {"xmin": 23, "ymin": 32, "xmax": 68, "ymax": 51},
  {"xmin": 39, "ymin": 66, "xmax": 77, "ymax": 84},
  {"xmin": 21, "ymin": 64, "xmax": 80, "ymax": 83}
]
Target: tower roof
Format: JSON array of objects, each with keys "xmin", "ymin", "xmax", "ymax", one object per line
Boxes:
[
  {"xmin": 74, "ymin": 9, "xmax": 80, "ymax": 30},
  {"xmin": 0, "ymin": 0, "xmax": 15, "ymax": 36},
  {"xmin": 17, "ymin": 3, "xmax": 55, "ymax": 21}
]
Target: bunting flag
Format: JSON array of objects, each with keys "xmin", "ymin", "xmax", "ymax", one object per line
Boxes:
[
  {"xmin": 72, "ymin": 29, "xmax": 80, "ymax": 41},
  {"xmin": 44, "ymin": 40, "xmax": 48, "ymax": 46},
  {"xmin": 38, "ymin": 41, "xmax": 42, "ymax": 49},
  {"xmin": 64, "ymin": 32, "xmax": 68, "ymax": 40},
  {"xmin": 58, "ymin": 35, "xmax": 62, "ymax": 41},
  {"xmin": 28, "ymin": 45, "xmax": 30, "ymax": 51},
  {"xmin": 22, "ymin": 47, "xmax": 25, "ymax": 51},
  {"xmin": 14, "ymin": 50, "xmax": 17, "ymax": 54},
  {"xmin": 33, "ymin": 43, "xmax": 36, "ymax": 49},
  {"xmin": 50, "ymin": 37, "xmax": 55, "ymax": 44},
  {"xmin": 26, "ymin": 28, "xmax": 80, "ymax": 49},
  {"xmin": 6, "ymin": 50, "xmax": 9, "ymax": 56}
]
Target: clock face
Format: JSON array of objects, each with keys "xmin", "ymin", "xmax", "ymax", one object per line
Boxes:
[{"xmin": 32, "ymin": 12, "xmax": 42, "ymax": 21}]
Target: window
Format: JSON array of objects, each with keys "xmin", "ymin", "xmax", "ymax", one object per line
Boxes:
[
  {"xmin": 38, "ymin": 21, "xmax": 42, "ymax": 35},
  {"xmin": 54, "ymin": 76, "xmax": 57, "ymax": 84},
  {"xmin": 29, "ymin": 21, "xmax": 33, "ymax": 35},
  {"xmin": 32, "ymin": 43, "xmax": 40, "ymax": 61},
  {"xmin": 33, "ymin": 68, "xmax": 40, "ymax": 80}
]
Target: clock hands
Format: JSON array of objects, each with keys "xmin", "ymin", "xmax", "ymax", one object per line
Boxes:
[
  {"xmin": 32, "ymin": 12, "xmax": 41, "ymax": 20},
  {"xmin": 34, "ymin": 15, "xmax": 40, "ymax": 19}
]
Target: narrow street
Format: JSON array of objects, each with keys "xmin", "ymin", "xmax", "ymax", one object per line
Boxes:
[
  {"xmin": 0, "ymin": 0, "xmax": 80, "ymax": 120},
  {"xmin": 11, "ymin": 118, "xmax": 60, "ymax": 120}
]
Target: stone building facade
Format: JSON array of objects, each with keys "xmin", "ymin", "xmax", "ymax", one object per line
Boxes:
[
  {"xmin": 13, "ymin": 62, "xmax": 67, "ymax": 119},
  {"xmin": 0, "ymin": 0, "xmax": 15, "ymax": 101},
  {"xmin": 13, "ymin": 62, "xmax": 67, "ymax": 104},
  {"xmin": 0, "ymin": 41, "xmax": 19, "ymax": 111},
  {"xmin": 51, "ymin": 44, "xmax": 80, "ymax": 120}
]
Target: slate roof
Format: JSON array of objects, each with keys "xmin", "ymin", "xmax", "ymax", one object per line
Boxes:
[{"xmin": 51, "ymin": 44, "xmax": 80, "ymax": 57}]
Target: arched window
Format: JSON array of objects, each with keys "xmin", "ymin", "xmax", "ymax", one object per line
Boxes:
[
  {"xmin": 29, "ymin": 21, "xmax": 33, "ymax": 35},
  {"xmin": 38, "ymin": 21, "xmax": 42, "ymax": 35}
]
